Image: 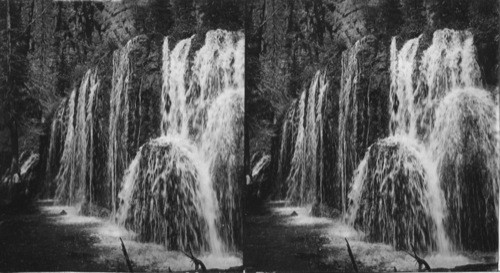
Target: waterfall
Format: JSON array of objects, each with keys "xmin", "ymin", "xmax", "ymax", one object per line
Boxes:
[
  {"xmin": 286, "ymin": 71, "xmax": 328, "ymax": 205},
  {"xmin": 338, "ymin": 42, "xmax": 359, "ymax": 215},
  {"xmin": 108, "ymin": 38, "xmax": 135, "ymax": 215},
  {"xmin": 117, "ymin": 29, "xmax": 244, "ymax": 254},
  {"xmin": 390, "ymin": 29, "xmax": 482, "ymax": 141},
  {"xmin": 347, "ymin": 29, "xmax": 497, "ymax": 252},
  {"xmin": 55, "ymin": 69, "xmax": 100, "ymax": 205},
  {"xmin": 276, "ymin": 100, "xmax": 299, "ymax": 199},
  {"xmin": 346, "ymin": 135, "xmax": 440, "ymax": 251},
  {"xmin": 430, "ymin": 87, "xmax": 499, "ymax": 250},
  {"xmin": 161, "ymin": 36, "xmax": 193, "ymax": 136},
  {"xmin": 46, "ymin": 98, "xmax": 69, "ymax": 196},
  {"xmin": 117, "ymin": 136, "xmax": 212, "ymax": 251},
  {"xmin": 337, "ymin": 35, "xmax": 391, "ymax": 214}
]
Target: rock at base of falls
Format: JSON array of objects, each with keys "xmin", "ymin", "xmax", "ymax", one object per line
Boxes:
[
  {"xmin": 246, "ymin": 153, "xmax": 273, "ymax": 215},
  {"xmin": 347, "ymin": 137, "xmax": 436, "ymax": 252},
  {"xmin": 311, "ymin": 202, "xmax": 341, "ymax": 218},
  {"xmin": 80, "ymin": 202, "xmax": 111, "ymax": 218},
  {"xmin": 0, "ymin": 152, "xmax": 41, "ymax": 208},
  {"xmin": 117, "ymin": 139, "xmax": 209, "ymax": 252},
  {"xmin": 338, "ymin": 34, "xmax": 390, "ymax": 213},
  {"xmin": 432, "ymin": 87, "xmax": 499, "ymax": 251},
  {"xmin": 249, "ymin": 153, "xmax": 272, "ymax": 198}
]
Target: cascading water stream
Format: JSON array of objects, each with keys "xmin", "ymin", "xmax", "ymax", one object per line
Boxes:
[
  {"xmin": 389, "ymin": 35, "xmax": 421, "ymax": 138},
  {"xmin": 45, "ymin": 98, "xmax": 69, "ymax": 195},
  {"xmin": 390, "ymin": 30, "xmax": 482, "ymax": 140},
  {"xmin": 117, "ymin": 30, "xmax": 244, "ymax": 254},
  {"xmin": 161, "ymin": 36, "xmax": 193, "ymax": 136},
  {"xmin": 430, "ymin": 87, "xmax": 499, "ymax": 250},
  {"xmin": 285, "ymin": 71, "xmax": 328, "ymax": 205},
  {"xmin": 276, "ymin": 100, "xmax": 299, "ymax": 198},
  {"xmin": 347, "ymin": 29, "xmax": 498, "ymax": 252},
  {"xmin": 337, "ymin": 36, "xmax": 390, "ymax": 215},
  {"xmin": 54, "ymin": 69, "xmax": 100, "ymax": 205},
  {"xmin": 389, "ymin": 32, "xmax": 450, "ymax": 252},
  {"xmin": 108, "ymin": 38, "xmax": 134, "ymax": 215}
]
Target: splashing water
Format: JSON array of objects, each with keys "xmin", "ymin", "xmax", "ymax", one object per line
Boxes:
[
  {"xmin": 347, "ymin": 29, "xmax": 497, "ymax": 252},
  {"xmin": 55, "ymin": 69, "xmax": 100, "ymax": 205},
  {"xmin": 285, "ymin": 71, "xmax": 328, "ymax": 205},
  {"xmin": 390, "ymin": 29, "xmax": 482, "ymax": 141},
  {"xmin": 117, "ymin": 30, "xmax": 244, "ymax": 255},
  {"xmin": 431, "ymin": 87, "xmax": 499, "ymax": 250},
  {"xmin": 39, "ymin": 202, "xmax": 241, "ymax": 271},
  {"xmin": 389, "ymin": 35, "xmax": 422, "ymax": 138},
  {"xmin": 201, "ymin": 87, "xmax": 244, "ymax": 251},
  {"xmin": 346, "ymin": 135, "xmax": 445, "ymax": 251},
  {"xmin": 161, "ymin": 36, "xmax": 193, "ymax": 136},
  {"xmin": 117, "ymin": 136, "xmax": 213, "ymax": 252}
]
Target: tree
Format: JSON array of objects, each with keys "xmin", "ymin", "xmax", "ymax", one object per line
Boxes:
[
  {"xmin": 1, "ymin": 0, "xmax": 20, "ymax": 175},
  {"xmin": 0, "ymin": 0, "xmax": 40, "ymax": 176}
]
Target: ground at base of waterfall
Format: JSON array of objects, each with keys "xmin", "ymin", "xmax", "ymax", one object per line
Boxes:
[
  {"xmin": 0, "ymin": 200, "xmax": 139, "ymax": 272},
  {"xmin": 243, "ymin": 201, "xmax": 498, "ymax": 272},
  {"xmin": 0, "ymin": 200, "xmax": 243, "ymax": 272},
  {"xmin": 243, "ymin": 213, "xmax": 344, "ymax": 271}
]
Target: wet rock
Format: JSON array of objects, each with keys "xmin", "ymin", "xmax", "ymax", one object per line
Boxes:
[
  {"xmin": 250, "ymin": 153, "xmax": 272, "ymax": 197},
  {"xmin": 311, "ymin": 202, "xmax": 341, "ymax": 218},
  {"xmin": 0, "ymin": 152, "xmax": 41, "ymax": 207},
  {"xmin": 60, "ymin": 210, "xmax": 67, "ymax": 216},
  {"xmin": 20, "ymin": 153, "xmax": 40, "ymax": 185},
  {"xmin": 290, "ymin": 211, "xmax": 298, "ymax": 217},
  {"xmin": 246, "ymin": 153, "xmax": 273, "ymax": 214},
  {"xmin": 100, "ymin": 1, "xmax": 138, "ymax": 47},
  {"xmin": 79, "ymin": 203, "xmax": 110, "ymax": 218},
  {"xmin": 107, "ymin": 34, "xmax": 163, "ymax": 212},
  {"xmin": 338, "ymin": 35, "xmax": 390, "ymax": 213},
  {"xmin": 347, "ymin": 137, "xmax": 435, "ymax": 252},
  {"xmin": 117, "ymin": 140, "xmax": 209, "ymax": 252}
]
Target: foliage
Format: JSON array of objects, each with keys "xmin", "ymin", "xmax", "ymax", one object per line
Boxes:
[{"xmin": 247, "ymin": 0, "xmax": 344, "ymax": 157}]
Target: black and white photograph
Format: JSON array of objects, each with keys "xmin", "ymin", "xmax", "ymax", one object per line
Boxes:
[
  {"xmin": 0, "ymin": 0, "xmax": 244, "ymax": 271},
  {"xmin": 245, "ymin": 0, "xmax": 499, "ymax": 271},
  {"xmin": 0, "ymin": 0, "xmax": 499, "ymax": 272}
]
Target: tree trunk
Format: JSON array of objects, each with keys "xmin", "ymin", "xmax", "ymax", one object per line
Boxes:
[
  {"xmin": 8, "ymin": 120, "xmax": 19, "ymax": 175},
  {"xmin": 6, "ymin": 0, "xmax": 19, "ymax": 175}
]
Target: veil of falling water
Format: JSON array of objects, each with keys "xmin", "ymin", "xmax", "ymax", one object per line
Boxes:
[
  {"xmin": 108, "ymin": 38, "xmax": 135, "ymax": 215},
  {"xmin": 347, "ymin": 29, "xmax": 498, "ymax": 252},
  {"xmin": 430, "ymin": 87, "xmax": 499, "ymax": 250},
  {"xmin": 54, "ymin": 69, "xmax": 100, "ymax": 205},
  {"xmin": 276, "ymin": 100, "xmax": 299, "ymax": 199},
  {"xmin": 117, "ymin": 30, "xmax": 244, "ymax": 254},
  {"xmin": 45, "ymin": 98, "xmax": 69, "ymax": 196},
  {"xmin": 285, "ymin": 72, "xmax": 328, "ymax": 205}
]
